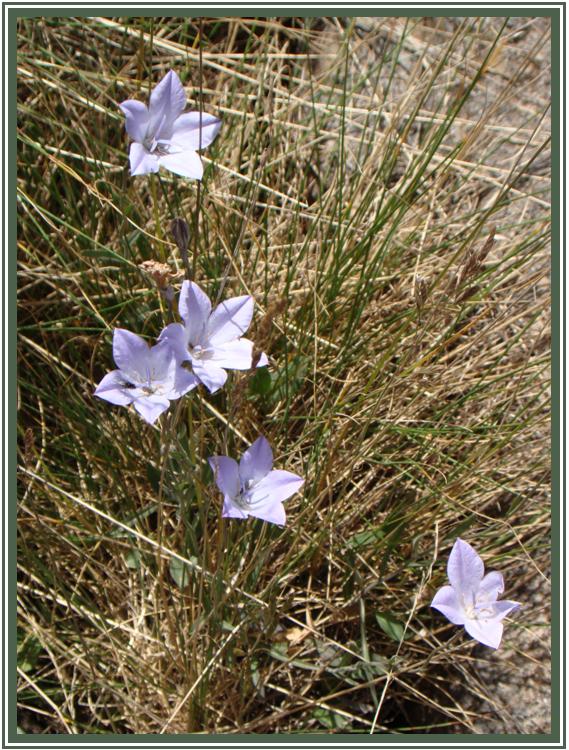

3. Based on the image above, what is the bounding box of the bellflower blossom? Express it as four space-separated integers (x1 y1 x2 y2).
209 436 304 526
159 280 268 394
94 329 197 424
431 538 521 649
120 70 221 179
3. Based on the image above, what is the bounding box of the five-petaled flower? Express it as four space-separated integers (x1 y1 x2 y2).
431 537 521 649
120 70 221 179
159 280 268 394
209 436 304 526
94 329 197 424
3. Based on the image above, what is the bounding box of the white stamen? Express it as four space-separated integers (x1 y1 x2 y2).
189 344 213 361
233 479 267 510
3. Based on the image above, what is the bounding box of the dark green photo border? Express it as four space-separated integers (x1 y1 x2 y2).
7 3 563 748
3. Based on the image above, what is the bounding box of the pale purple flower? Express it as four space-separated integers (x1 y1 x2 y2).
159 280 268 394
209 436 303 526
119 70 221 179
94 329 197 424
431 537 521 649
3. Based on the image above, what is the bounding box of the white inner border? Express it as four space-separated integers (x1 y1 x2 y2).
4 4 564 748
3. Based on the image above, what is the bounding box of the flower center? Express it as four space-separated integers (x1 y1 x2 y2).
463 599 494 621
474 604 494 619
144 136 171 156
233 479 261 510
189 344 213 361
464 603 476 619
461 592 477 620
134 380 167 398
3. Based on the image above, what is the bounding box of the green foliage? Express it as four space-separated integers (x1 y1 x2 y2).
375 613 408 643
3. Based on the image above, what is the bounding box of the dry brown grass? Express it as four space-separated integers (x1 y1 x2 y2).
17 16 550 735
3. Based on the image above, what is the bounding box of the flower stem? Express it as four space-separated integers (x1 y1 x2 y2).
192 16 204 279
150 173 166 261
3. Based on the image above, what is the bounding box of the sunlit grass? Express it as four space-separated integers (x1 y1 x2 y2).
17 15 550 734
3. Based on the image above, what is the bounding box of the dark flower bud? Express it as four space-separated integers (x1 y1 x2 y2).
414 275 429 310
170 218 191 279
170 217 190 253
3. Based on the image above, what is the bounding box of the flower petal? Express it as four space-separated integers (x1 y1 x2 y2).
94 370 136 406
171 112 222 151
129 142 159 176
463 617 504 649
431 585 466 625
257 351 269 367
168 364 198 399
178 281 212 343
191 360 228 393
157 322 191 363
112 329 151 383
483 599 521 621
447 538 484 598
248 500 286 526
208 338 255 370
207 296 254 346
208 456 240 498
208 339 268 370
239 436 273 485
148 340 178 382
159 150 204 180
133 395 171 425
477 571 505 604
148 70 186 142
119 100 149 142
222 497 248 519
248 469 304 507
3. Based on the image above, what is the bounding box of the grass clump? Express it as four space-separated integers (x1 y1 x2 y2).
17 15 551 734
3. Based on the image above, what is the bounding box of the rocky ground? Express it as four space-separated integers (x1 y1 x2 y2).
464 571 551 734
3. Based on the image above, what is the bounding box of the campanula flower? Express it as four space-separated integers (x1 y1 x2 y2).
94 328 197 424
159 281 268 393
120 70 221 179
209 436 304 525
431 537 521 649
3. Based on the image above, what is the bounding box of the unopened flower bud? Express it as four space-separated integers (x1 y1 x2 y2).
170 218 190 253
170 218 191 279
